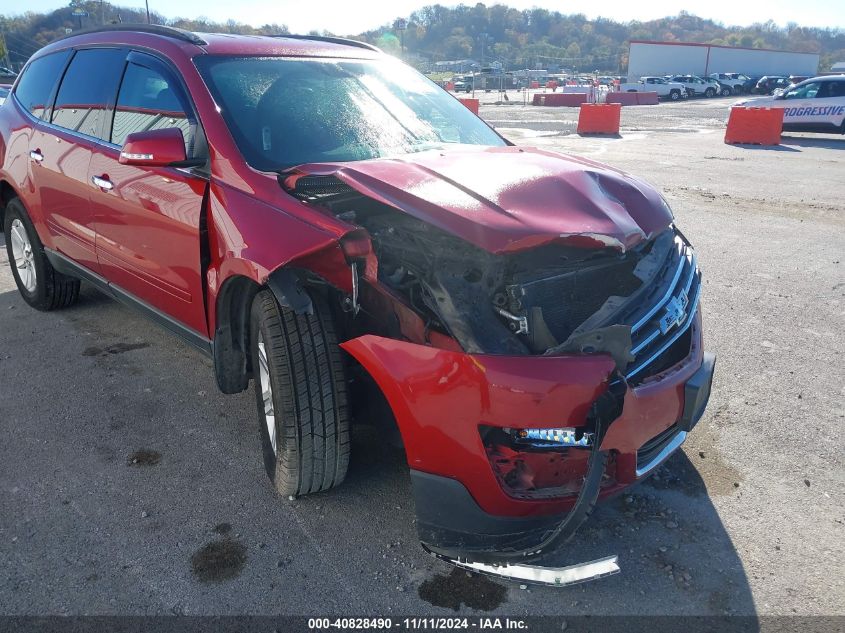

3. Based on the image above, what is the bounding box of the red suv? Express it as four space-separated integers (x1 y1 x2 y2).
0 26 714 577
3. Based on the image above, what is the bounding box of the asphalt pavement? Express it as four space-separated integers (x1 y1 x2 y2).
1 97 843 619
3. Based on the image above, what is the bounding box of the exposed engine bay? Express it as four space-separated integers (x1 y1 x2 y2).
285 174 681 376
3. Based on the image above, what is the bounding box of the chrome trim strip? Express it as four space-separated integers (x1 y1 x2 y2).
449 555 620 587
630 258 698 355
636 430 687 477
631 245 694 334
631 328 660 355
626 277 701 379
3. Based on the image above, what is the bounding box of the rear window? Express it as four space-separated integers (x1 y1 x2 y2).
13 50 71 119
51 48 126 140
195 56 505 171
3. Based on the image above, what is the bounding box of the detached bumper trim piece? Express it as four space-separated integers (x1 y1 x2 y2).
635 430 688 477
446 555 620 587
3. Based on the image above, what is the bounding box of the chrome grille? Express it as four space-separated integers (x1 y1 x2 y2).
625 235 701 381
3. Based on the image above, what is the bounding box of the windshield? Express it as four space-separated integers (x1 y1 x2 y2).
195 56 506 171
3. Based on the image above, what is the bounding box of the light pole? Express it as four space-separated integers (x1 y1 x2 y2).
145 0 151 24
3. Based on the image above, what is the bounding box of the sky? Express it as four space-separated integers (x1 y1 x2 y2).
8 0 845 33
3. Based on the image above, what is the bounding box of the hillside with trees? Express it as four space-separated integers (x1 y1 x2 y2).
361 6 845 73
0 1 288 68
1 1 843 73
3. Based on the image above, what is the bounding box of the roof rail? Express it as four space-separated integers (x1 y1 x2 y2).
273 34 380 53
55 24 207 46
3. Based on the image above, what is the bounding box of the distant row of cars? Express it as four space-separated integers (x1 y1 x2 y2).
706 73 811 96
623 73 814 101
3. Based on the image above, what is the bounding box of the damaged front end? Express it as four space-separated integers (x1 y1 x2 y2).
280 147 713 579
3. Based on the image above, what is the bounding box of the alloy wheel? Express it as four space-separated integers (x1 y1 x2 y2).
257 332 277 454
9 218 37 292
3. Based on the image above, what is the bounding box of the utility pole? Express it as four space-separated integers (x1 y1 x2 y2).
0 31 11 69
145 0 151 24
393 18 407 58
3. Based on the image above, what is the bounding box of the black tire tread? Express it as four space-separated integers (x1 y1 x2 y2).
4 198 80 311
253 289 350 496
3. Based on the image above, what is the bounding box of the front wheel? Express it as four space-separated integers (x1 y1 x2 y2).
250 288 350 497
705 87 716 98
3 197 79 311
669 90 680 101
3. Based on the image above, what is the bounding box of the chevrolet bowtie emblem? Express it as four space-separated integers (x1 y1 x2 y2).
659 290 689 334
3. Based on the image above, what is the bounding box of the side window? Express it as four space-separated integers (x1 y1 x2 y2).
814 82 845 99
52 48 126 140
13 50 71 120
784 82 820 100
110 62 195 154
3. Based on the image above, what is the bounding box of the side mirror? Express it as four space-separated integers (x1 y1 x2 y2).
119 128 201 168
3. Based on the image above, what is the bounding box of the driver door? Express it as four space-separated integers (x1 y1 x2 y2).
89 51 210 339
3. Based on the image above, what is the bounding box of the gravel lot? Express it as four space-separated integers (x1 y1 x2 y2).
1 96 843 619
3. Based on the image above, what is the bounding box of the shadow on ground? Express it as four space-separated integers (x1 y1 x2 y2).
0 279 756 618
779 134 845 149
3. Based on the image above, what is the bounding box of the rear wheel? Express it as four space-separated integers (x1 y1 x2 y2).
721 86 732 96
250 288 350 497
3 197 79 311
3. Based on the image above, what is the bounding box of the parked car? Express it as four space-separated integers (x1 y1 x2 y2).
619 76 687 100
0 66 17 84
0 25 714 580
742 75 763 94
709 72 752 95
735 74 845 134
755 76 791 95
667 74 721 98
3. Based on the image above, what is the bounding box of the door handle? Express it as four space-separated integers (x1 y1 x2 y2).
91 175 114 191
29 150 44 163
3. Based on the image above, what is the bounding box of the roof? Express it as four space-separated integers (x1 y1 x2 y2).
198 33 381 57
41 25 382 60
628 39 820 57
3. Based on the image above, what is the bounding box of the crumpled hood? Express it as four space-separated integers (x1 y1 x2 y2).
288 145 674 253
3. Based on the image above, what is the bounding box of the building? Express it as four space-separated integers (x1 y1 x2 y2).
832 61 845 72
627 40 820 81
432 59 479 72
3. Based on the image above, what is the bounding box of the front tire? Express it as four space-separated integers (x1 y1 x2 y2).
250 288 350 497
705 87 716 98
669 90 680 101
3 197 79 311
